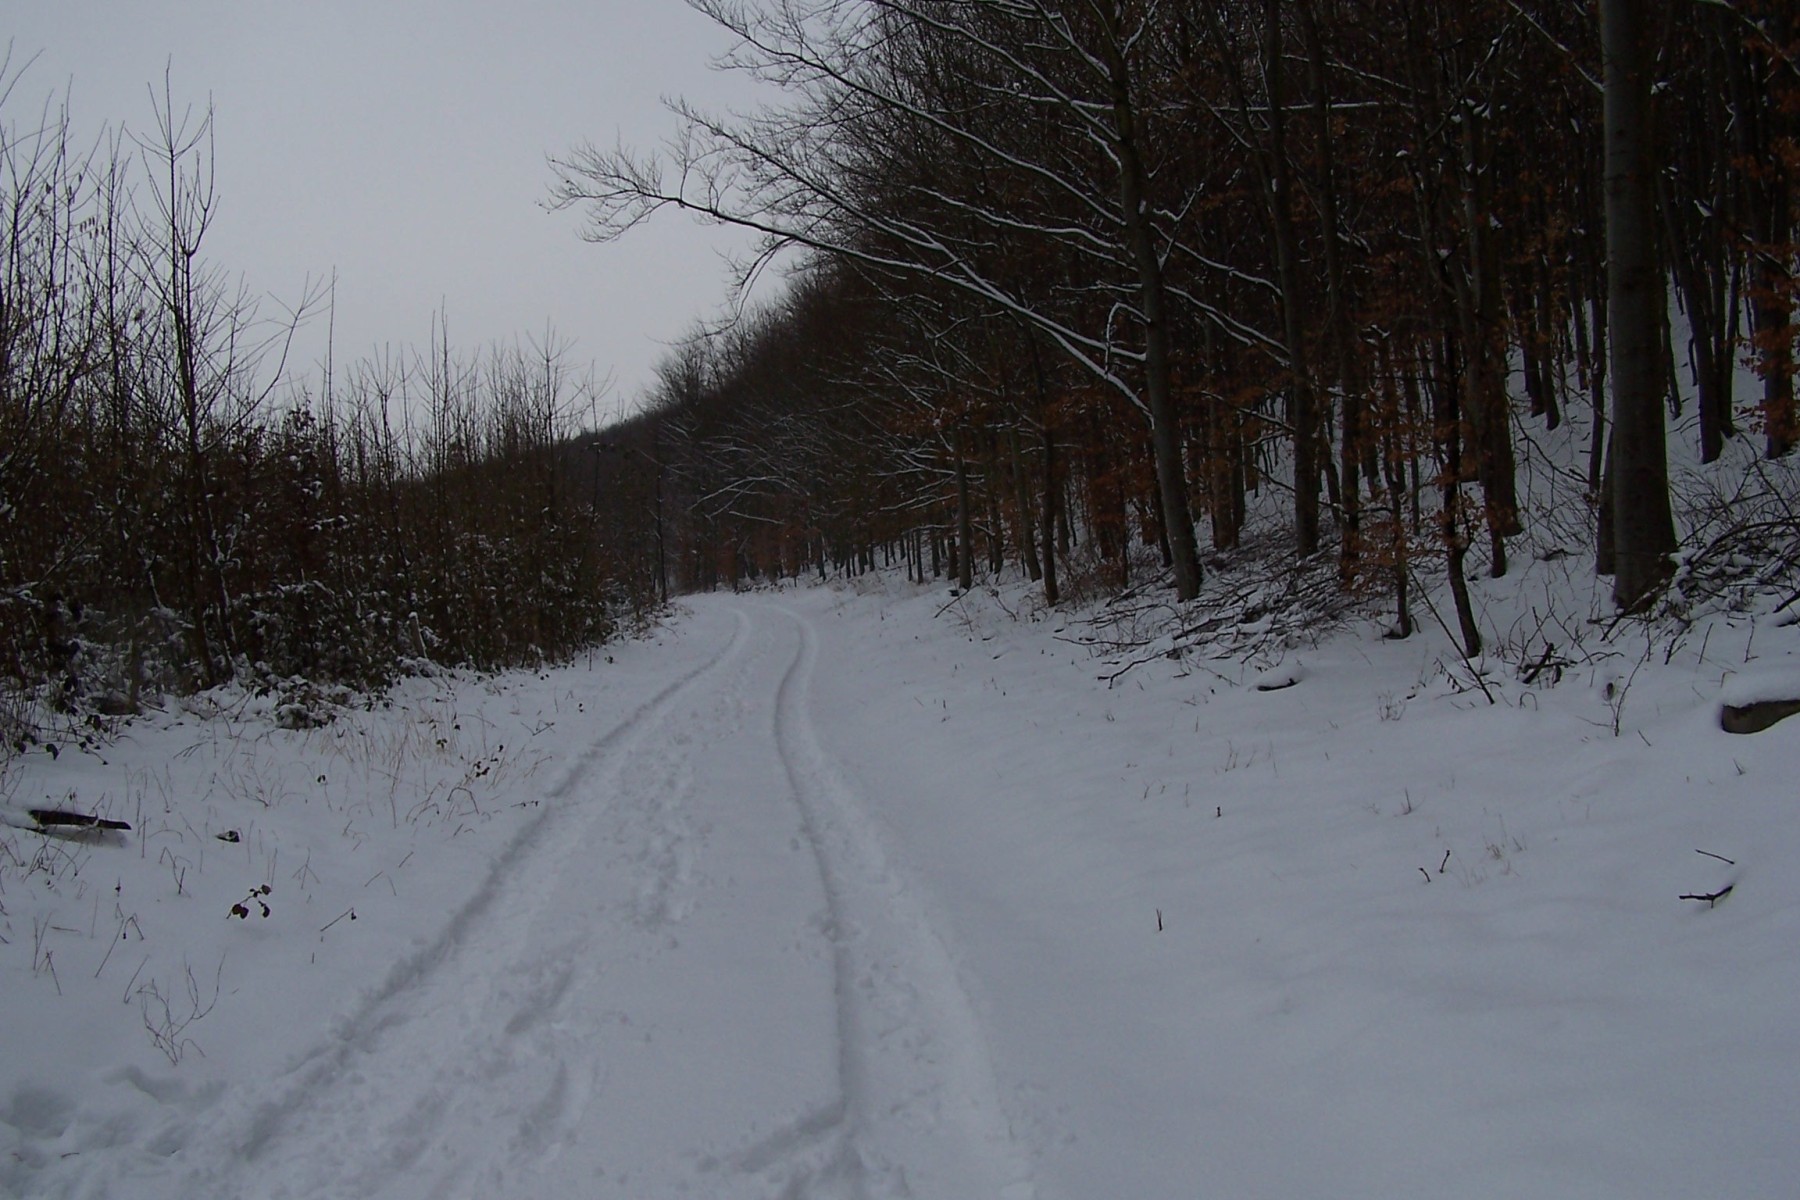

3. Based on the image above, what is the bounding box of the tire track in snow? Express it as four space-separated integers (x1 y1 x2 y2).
770 605 1035 1200
174 609 754 1198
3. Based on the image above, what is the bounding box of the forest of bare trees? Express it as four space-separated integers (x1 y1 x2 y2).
554 0 1799 649
3 0 1796 724
0 65 664 728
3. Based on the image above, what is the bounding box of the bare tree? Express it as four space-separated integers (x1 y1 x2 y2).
1598 0 1675 610
551 0 1208 598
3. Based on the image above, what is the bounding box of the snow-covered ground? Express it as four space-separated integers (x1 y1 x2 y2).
2 570 1796 1199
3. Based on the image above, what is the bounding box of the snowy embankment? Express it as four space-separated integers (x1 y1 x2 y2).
1 572 1796 1198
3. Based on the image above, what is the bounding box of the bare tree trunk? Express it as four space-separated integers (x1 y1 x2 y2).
1009 424 1042 582
1725 5 1797 457
1040 420 1060 606
1600 0 1677 610
1029 335 1060 606
1260 0 1321 557
1102 11 1203 600
1586 247 1610 494
1430 339 1481 657
954 429 974 592
1455 100 1522 565
1378 340 1414 639
1300 2 1361 579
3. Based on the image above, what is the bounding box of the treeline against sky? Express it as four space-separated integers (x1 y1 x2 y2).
7 2 1797 715
0 72 658 717
556 0 1799 644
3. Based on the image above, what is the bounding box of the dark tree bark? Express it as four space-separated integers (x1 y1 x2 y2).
1099 2 1204 599
1040 421 1060 606
954 427 975 592
1260 1 1322 557
1299 2 1363 578
1009 424 1042 583
1600 0 1677 610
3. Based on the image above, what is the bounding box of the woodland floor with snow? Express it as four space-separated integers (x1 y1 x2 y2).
1 556 1796 1198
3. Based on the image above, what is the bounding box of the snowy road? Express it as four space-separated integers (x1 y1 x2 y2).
14 580 1799 1200
161 600 1034 1199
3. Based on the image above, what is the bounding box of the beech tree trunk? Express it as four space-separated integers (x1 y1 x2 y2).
954 429 975 592
1102 9 1203 601
1600 0 1676 610
1260 1 1321 558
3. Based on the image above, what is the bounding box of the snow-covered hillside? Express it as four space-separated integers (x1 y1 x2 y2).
1 572 1796 1198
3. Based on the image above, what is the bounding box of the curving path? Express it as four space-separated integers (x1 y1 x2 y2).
129 600 1031 1199
769 605 1034 1199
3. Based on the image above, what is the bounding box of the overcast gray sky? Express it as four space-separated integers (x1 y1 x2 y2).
10 1 766 422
